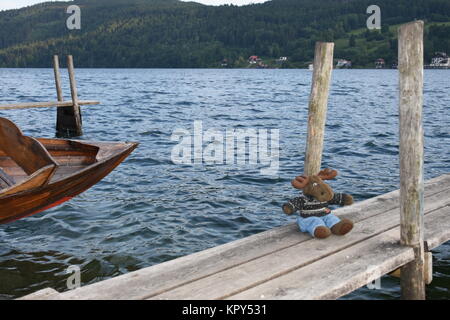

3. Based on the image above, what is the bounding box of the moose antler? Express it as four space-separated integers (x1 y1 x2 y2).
291 175 310 189
317 168 338 180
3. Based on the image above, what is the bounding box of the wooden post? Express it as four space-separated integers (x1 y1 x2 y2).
304 42 334 176
54 55 68 136
398 20 425 300
53 55 64 102
389 251 433 285
55 55 83 137
67 55 83 137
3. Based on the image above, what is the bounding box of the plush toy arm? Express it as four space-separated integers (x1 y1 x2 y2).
328 193 354 206
282 196 306 215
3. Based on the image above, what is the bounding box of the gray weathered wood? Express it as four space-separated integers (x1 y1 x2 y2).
54 54 69 136
424 252 433 285
229 205 450 300
151 190 449 300
425 211 450 250
304 42 334 176
64 55 83 137
53 55 64 102
0 100 99 110
229 228 413 300
17 288 60 300
389 251 433 285
398 20 425 300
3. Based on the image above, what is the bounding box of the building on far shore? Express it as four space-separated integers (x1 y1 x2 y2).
375 58 385 69
276 56 288 64
426 52 450 69
248 55 261 64
336 59 352 68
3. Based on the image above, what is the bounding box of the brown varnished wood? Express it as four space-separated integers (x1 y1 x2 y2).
0 118 138 224
0 167 14 189
0 118 57 175
0 165 55 197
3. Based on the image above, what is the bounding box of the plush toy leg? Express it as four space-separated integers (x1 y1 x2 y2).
331 218 354 235
297 216 331 239
314 226 331 239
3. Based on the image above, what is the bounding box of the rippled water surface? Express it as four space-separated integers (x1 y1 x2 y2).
0 68 449 300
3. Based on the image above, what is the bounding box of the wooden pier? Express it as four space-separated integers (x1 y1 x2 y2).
20 173 450 300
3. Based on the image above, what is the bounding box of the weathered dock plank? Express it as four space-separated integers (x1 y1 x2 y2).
228 205 450 300
0 100 99 110
17 288 60 300
425 208 450 250
230 229 413 300
20 173 450 300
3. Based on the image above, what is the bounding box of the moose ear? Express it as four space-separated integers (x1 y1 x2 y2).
291 176 309 189
317 168 338 180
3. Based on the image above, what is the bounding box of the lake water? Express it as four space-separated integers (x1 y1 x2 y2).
0 68 449 300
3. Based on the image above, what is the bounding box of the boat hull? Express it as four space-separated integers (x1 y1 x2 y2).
0 140 137 224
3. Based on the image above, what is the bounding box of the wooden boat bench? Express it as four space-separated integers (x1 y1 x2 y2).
0 167 15 189
0 117 57 196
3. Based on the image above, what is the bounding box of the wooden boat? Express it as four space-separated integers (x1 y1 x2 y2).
0 117 138 224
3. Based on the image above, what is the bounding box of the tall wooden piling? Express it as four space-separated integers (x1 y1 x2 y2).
54 55 67 136
67 55 83 137
398 21 425 300
304 42 334 176
54 55 83 137
53 56 64 102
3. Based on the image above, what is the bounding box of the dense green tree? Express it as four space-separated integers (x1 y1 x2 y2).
0 0 448 68
349 34 356 47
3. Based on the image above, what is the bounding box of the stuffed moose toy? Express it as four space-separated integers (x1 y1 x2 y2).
282 168 354 239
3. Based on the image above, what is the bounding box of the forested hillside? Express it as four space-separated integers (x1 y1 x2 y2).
0 0 449 68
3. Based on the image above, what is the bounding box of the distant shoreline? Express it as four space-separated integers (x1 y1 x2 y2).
0 67 448 70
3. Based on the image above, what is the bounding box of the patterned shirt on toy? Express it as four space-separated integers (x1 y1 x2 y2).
286 193 346 218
